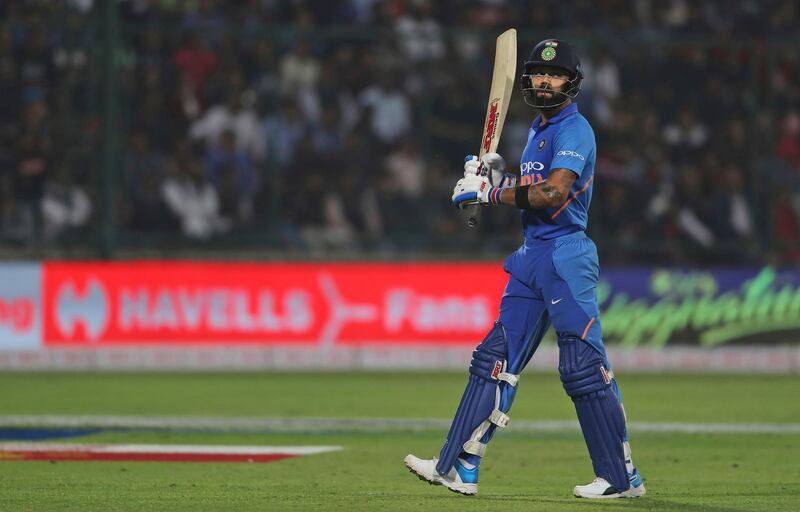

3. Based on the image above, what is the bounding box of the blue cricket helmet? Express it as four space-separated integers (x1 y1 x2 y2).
521 39 584 109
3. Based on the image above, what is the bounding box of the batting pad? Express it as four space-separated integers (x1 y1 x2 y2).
559 335 629 491
436 323 517 475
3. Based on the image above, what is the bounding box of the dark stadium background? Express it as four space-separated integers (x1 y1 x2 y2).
1 0 797 264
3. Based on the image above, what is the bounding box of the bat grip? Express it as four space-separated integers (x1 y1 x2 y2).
466 160 487 227
467 204 480 227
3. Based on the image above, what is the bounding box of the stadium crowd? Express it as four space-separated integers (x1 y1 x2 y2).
0 0 799 263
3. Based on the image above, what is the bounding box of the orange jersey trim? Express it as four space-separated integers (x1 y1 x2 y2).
581 316 596 340
551 175 594 220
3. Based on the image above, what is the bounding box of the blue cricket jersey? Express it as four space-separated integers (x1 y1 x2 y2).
518 103 596 240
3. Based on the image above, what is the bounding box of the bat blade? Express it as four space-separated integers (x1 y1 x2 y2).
467 28 517 227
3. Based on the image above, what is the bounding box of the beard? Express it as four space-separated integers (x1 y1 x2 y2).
520 73 580 110
529 85 570 109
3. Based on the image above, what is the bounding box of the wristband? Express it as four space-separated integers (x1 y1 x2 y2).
489 187 503 205
515 185 532 209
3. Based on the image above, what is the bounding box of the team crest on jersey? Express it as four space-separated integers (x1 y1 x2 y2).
538 139 546 151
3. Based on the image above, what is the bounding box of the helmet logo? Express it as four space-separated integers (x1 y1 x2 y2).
540 41 558 61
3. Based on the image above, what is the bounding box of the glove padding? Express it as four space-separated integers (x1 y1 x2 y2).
452 174 499 208
464 153 517 188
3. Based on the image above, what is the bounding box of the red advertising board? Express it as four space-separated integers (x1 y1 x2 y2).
42 262 507 346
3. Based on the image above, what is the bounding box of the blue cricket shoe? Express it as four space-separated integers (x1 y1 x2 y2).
404 454 478 495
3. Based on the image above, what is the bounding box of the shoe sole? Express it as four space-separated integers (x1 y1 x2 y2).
403 459 477 496
574 484 646 499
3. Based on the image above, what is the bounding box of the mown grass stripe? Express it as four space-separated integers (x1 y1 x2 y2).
1 416 799 434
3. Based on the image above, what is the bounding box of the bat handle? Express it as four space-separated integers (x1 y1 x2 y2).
466 160 486 227
466 203 480 227
467 206 479 227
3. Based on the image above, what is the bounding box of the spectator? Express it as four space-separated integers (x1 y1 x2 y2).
174 32 218 102
708 164 754 245
17 28 53 102
776 110 800 169
122 129 175 231
262 98 307 173
245 38 280 99
190 87 264 160
41 166 91 242
279 39 321 94
583 46 621 128
204 129 257 224
359 72 412 147
162 141 229 239
675 165 715 250
285 135 356 251
662 106 709 162
7 100 52 245
312 105 344 156
772 189 800 263
384 137 425 200
394 0 446 63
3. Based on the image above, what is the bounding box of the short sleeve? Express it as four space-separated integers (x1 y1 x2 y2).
550 120 595 178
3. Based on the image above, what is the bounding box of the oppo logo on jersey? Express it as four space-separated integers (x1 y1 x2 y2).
519 161 545 185
520 161 545 173
557 149 585 161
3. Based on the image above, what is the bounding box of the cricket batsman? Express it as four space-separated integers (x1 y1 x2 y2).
404 39 646 499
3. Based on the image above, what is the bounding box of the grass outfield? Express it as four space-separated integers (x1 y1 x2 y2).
0 372 798 511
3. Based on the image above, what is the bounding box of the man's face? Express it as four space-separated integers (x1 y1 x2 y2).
528 66 570 100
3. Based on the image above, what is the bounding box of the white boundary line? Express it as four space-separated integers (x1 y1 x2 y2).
1 415 799 434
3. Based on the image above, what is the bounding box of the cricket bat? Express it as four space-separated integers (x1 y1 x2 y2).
466 28 517 227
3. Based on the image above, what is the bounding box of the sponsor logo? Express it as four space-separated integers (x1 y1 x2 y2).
556 150 585 161
482 99 500 152
44 264 501 346
550 298 563 305
385 290 490 333
538 139 546 151
0 298 34 333
491 361 503 379
317 273 377 346
0 264 42 348
600 366 611 385
118 287 313 333
519 174 544 186
520 161 545 173
55 279 110 341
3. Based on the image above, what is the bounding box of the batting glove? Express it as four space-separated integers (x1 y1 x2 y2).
463 155 483 177
464 153 516 188
452 174 503 208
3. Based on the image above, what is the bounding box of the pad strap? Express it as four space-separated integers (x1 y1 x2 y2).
490 409 510 428
463 439 486 457
461 408 510 456
497 372 519 386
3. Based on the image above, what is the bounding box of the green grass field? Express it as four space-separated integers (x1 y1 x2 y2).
0 372 798 511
